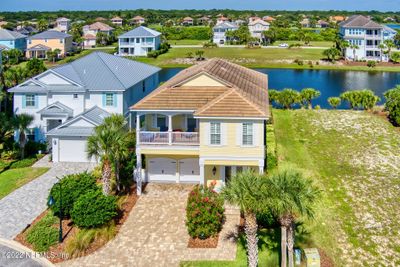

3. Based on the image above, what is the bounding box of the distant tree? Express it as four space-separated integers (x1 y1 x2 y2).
384 85 400 126
390 52 400 63
4 67 26 88
327 97 341 109
3 49 23 65
37 19 48 32
323 47 341 61
13 113 34 159
378 43 386 62
25 58 47 77
277 88 300 109
268 89 280 104
300 88 321 109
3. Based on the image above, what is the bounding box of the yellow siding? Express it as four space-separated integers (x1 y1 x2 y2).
204 160 260 166
205 165 223 188
140 148 199 156
199 119 264 157
182 74 225 87
172 114 185 130
27 36 73 58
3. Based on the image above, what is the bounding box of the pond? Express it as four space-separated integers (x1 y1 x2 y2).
159 68 400 109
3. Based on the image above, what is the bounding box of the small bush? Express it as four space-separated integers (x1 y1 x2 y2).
9 157 37 169
314 105 321 110
328 97 341 109
48 172 98 218
266 152 277 172
0 160 12 172
26 212 59 252
340 90 380 110
71 190 118 228
277 88 300 109
268 89 280 104
25 141 46 157
186 185 225 239
384 85 400 126
1 150 19 160
293 59 304 66
367 60 376 68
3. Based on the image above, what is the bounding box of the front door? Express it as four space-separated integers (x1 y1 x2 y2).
224 166 232 184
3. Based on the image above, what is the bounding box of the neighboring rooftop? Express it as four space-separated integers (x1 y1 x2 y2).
9 52 161 93
111 16 123 21
249 19 270 26
119 26 161 38
57 17 71 22
132 58 269 118
85 22 114 31
28 30 71 40
0 29 26 40
213 22 238 29
339 15 383 29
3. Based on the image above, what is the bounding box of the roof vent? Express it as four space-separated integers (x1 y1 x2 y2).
83 69 86 75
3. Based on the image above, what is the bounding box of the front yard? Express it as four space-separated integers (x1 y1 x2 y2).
273 109 400 266
0 163 49 200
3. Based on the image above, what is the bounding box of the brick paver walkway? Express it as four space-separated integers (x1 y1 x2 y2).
60 184 240 267
0 156 95 239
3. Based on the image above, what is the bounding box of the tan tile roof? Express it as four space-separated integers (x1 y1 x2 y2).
132 58 269 118
89 22 114 31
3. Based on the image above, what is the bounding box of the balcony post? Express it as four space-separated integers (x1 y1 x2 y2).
168 114 173 145
136 113 140 145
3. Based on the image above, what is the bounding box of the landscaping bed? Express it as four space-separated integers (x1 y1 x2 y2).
188 235 219 248
14 184 138 263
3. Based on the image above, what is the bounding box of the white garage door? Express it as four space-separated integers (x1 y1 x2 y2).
148 158 177 182
59 138 90 163
179 158 200 183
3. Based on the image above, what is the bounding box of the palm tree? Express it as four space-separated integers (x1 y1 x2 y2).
378 43 386 62
384 40 395 60
267 168 320 267
13 113 34 159
300 88 321 109
350 44 359 61
222 171 268 267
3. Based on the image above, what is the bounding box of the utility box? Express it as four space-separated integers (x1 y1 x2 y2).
303 248 320 267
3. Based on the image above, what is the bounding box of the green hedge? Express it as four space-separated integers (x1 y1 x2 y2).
48 172 98 218
71 190 118 228
186 185 224 239
9 157 37 169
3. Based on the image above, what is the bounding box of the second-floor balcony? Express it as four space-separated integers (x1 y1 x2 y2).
135 112 200 146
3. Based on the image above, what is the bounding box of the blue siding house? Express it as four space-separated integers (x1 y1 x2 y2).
0 29 27 52
118 26 161 56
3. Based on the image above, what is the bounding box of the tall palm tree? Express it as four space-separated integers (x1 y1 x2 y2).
378 43 386 62
222 171 268 267
384 40 395 60
267 168 321 267
13 113 34 159
350 44 359 61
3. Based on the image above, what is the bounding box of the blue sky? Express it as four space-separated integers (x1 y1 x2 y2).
1 0 399 12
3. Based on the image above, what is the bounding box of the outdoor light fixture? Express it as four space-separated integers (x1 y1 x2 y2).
53 139 57 145
212 166 217 176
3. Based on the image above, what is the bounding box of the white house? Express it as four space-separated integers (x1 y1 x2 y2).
248 19 270 41
212 22 239 44
340 15 397 62
118 26 161 56
8 52 160 162
55 17 71 33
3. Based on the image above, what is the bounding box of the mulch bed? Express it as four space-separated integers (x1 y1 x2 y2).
14 185 138 263
188 235 219 248
319 248 335 267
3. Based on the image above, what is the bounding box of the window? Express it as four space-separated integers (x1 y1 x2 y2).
25 94 35 107
242 123 254 146
142 81 146 92
136 38 140 43
28 40 31 44
45 39 48 42
26 128 35 141
60 39 64 44
73 93 78 99
105 93 114 106
187 118 197 132
156 115 167 129
210 122 221 145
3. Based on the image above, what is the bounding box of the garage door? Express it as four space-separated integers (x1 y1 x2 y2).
179 158 200 183
148 158 177 182
58 138 91 163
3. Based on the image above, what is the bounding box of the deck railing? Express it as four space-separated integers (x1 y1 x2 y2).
138 131 199 145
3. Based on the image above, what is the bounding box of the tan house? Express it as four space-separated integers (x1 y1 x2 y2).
216 16 229 25
131 16 145 25
26 30 72 59
182 17 194 26
83 33 96 48
83 22 114 36
330 16 346 23
263 16 275 23
131 58 269 194
111 16 123 26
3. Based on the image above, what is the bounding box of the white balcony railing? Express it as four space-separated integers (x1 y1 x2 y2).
119 42 154 46
138 131 199 145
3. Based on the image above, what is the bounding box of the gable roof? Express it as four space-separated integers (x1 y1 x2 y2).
132 58 269 118
249 19 270 26
339 15 383 29
46 106 110 137
119 26 161 38
29 30 71 40
111 16 123 21
26 44 51 51
37 101 73 117
86 22 114 31
9 52 160 93
213 22 238 30
57 17 70 22
0 29 26 40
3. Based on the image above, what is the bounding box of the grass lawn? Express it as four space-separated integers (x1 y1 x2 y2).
272 40 334 47
0 167 49 200
169 39 207 45
273 109 400 266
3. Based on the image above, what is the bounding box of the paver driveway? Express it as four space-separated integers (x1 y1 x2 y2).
0 156 95 239
61 184 240 267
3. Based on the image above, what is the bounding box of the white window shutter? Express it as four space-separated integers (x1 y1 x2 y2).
254 123 260 146
205 122 210 145
236 123 242 146
221 123 227 146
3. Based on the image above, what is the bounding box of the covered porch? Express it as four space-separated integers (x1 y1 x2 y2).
26 44 51 59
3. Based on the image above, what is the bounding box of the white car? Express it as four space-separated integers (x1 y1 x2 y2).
278 43 289 48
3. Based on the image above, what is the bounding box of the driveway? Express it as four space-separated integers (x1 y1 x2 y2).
0 155 95 239
60 184 240 267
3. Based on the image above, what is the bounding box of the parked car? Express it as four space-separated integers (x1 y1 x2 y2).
278 43 289 48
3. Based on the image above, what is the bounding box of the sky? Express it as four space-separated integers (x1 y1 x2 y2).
0 0 399 12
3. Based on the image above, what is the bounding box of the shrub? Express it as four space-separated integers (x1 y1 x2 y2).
71 190 118 228
1 150 19 160
277 88 300 109
26 212 59 252
367 60 376 68
328 97 341 109
268 89 280 104
25 141 47 157
384 85 400 126
293 59 304 66
340 90 380 110
9 157 37 169
203 42 217 48
300 88 321 109
48 172 98 218
186 185 225 239
314 105 321 110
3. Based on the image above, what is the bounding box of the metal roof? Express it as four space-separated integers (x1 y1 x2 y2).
119 26 161 38
213 22 239 30
26 44 51 51
28 30 72 40
37 101 73 116
46 106 110 137
9 52 160 93
0 29 26 40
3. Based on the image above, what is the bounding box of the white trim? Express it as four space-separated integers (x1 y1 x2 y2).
200 156 264 161
173 71 233 88
138 145 200 151
195 116 267 121
131 109 195 113
35 69 84 87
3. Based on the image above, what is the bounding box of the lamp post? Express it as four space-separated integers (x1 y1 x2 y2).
48 177 63 243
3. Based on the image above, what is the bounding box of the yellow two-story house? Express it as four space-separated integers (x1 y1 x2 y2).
26 30 73 59
131 59 269 193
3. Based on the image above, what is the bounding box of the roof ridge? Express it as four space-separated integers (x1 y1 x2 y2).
95 53 126 89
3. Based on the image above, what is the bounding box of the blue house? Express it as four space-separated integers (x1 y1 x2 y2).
118 26 161 56
0 29 27 52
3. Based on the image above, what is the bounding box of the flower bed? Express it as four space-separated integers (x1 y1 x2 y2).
14 184 138 263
